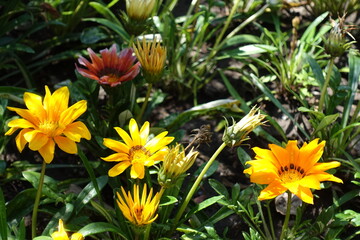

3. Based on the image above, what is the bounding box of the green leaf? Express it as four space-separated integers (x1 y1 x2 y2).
0 187 7 240
313 113 339 134
78 222 129 238
219 44 277 59
83 18 129 42
74 175 108 214
22 171 63 201
6 188 36 222
80 27 108 44
89 2 121 24
307 55 324 87
194 160 219 179
42 203 74 235
186 196 224 218
33 237 52 240
209 179 229 199
221 34 261 49
160 195 178 206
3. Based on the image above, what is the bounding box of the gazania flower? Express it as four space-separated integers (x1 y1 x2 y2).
126 0 156 22
5 86 91 164
76 44 140 87
158 144 199 187
244 139 342 204
102 118 174 179
51 219 84 240
117 184 160 226
133 37 166 83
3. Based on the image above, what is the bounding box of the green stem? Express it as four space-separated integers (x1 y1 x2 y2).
318 58 335 112
266 201 276 240
0 93 24 104
143 224 151 240
137 83 152 123
31 161 47 239
279 192 292 240
171 142 227 231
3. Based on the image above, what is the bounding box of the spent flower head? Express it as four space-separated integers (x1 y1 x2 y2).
51 219 84 240
158 144 199 188
222 106 266 147
133 37 167 84
102 118 174 179
5 86 91 163
76 44 140 87
117 184 160 227
244 139 343 204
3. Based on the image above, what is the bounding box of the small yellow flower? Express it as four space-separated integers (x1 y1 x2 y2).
117 184 160 226
126 0 156 21
222 106 266 147
102 118 174 179
51 219 84 240
5 86 91 163
244 139 343 204
133 37 167 83
158 144 199 187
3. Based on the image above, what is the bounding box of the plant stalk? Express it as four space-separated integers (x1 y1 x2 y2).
137 83 152 123
31 161 47 239
279 192 292 240
171 142 227 231
318 58 335 112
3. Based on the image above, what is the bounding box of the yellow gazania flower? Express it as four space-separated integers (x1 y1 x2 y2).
244 139 343 204
102 118 174 179
126 0 156 21
5 86 91 164
51 219 84 240
158 144 199 187
117 184 160 226
133 37 166 83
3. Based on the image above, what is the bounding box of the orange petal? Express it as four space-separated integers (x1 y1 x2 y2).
308 161 341 173
63 121 91 141
60 100 87 126
293 185 313 204
54 136 77 154
28 133 49 151
15 129 31 152
299 175 321 190
258 181 287 201
108 161 131 177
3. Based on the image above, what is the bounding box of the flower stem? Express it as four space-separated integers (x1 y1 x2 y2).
31 161 47 239
279 192 292 240
318 57 335 112
137 83 152 123
171 142 227 231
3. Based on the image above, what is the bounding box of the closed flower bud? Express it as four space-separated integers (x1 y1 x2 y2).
222 106 266 147
158 144 199 188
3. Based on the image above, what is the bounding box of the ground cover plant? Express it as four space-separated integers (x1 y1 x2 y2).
1 0 360 239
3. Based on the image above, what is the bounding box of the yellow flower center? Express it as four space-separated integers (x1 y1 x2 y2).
38 121 62 137
129 145 150 163
278 164 305 183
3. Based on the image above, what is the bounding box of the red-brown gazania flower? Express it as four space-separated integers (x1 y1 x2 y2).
76 44 140 87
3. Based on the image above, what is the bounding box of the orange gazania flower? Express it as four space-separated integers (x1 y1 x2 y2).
5 86 91 163
76 44 140 87
102 118 174 179
244 139 342 204
117 184 160 226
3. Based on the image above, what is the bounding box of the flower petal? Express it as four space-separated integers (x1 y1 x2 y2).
108 161 131 177
115 127 133 147
28 133 49 151
258 181 287 201
63 121 91 141
39 139 55 164
139 121 150 145
15 129 31 152
103 138 130 153
54 136 77 154
129 118 141 146
60 100 87 126
7 118 35 129
43 86 69 121
130 162 145 179
293 185 314 204
101 153 129 162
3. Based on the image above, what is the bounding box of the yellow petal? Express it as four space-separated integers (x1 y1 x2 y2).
44 86 69 116
293 185 313 204
308 161 341 173
23 129 41 142
249 170 279 185
130 162 145 179
54 136 77 154
103 138 130 153
7 118 35 129
299 139 325 171
28 133 49 151
258 181 287 201
115 127 133 147
7 107 40 124
311 172 343 183
15 129 31 152
63 121 91 141
39 139 55 164
23 92 44 114
101 153 129 162
5 127 19 136
70 233 84 240
268 143 292 167
139 121 150 145
129 118 141 145
108 161 131 177
60 100 87 126
299 175 321 190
